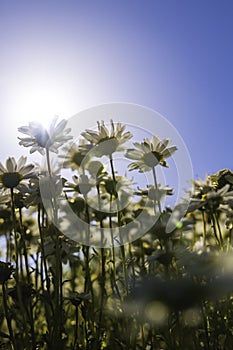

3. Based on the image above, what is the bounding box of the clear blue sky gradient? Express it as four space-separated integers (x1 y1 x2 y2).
1 1 233 179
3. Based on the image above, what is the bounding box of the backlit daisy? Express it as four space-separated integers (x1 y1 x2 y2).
18 116 72 155
0 156 37 192
125 136 177 172
81 120 132 157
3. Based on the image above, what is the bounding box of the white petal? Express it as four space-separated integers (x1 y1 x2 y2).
6 157 16 172
17 156 27 169
54 119 67 135
125 150 143 160
162 146 177 158
0 162 6 173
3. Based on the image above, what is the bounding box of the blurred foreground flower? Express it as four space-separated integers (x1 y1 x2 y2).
126 135 177 172
131 272 233 313
18 116 72 155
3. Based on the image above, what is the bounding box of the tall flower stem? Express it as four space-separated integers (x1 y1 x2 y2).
37 205 50 292
152 166 162 214
37 205 53 333
83 195 95 341
211 213 221 247
109 194 121 299
19 208 36 348
2 281 16 349
214 212 224 248
96 185 107 343
10 188 30 348
45 148 63 348
10 189 19 281
74 305 79 349
109 156 128 295
202 211 207 247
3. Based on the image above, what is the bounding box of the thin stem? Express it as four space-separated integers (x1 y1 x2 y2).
10 189 30 348
19 209 31 283
211 213 221 247
74 305 79 349
152 166 162 214
45 148 63 348
202 211 207 247
109 156 129 294
201 303 210 350
46 147 52 177
10 189 19 280
96 185 106 343
2 281 16 349
19 208 36 348
37 205 50 292
214 212 223 248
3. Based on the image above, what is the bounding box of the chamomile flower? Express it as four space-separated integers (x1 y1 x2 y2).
188 183 233 213
64 174 95 196
59 140 90 171
81 120 132 157
0 156 37 192
18 116 72 155
125 136 177 172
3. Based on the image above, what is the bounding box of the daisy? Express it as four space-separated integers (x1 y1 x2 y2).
81 120 132 157
125 136 177 172
0 156 37 192
59 140 90 171
188 184 233 213
64 174 95 196
18 116 72 155
209 168 233 190
135 184 173 201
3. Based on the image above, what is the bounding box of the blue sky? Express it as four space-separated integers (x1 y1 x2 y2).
1 0 233 180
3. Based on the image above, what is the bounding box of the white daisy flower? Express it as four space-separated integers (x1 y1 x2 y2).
18 116 72 155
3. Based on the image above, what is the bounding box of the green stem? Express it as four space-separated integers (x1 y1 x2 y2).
201 303 210 350
19 209 36 348
96 186 106 343
74 305 79 348
152 166 162 214
37 205 53 333
37 205 50 292
46 148 63 349
109 156 129 294
2 281 16 349
202 211 207 247
211 213 221 247
10 189 30 348
214 212 224 248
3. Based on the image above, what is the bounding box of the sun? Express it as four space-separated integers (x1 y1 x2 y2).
12 81 77 129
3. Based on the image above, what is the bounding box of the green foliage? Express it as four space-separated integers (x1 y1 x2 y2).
0 119 233 349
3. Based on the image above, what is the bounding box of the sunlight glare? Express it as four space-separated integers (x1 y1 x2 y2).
13 83 73 129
